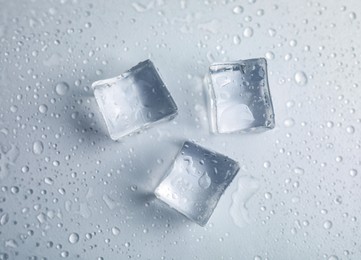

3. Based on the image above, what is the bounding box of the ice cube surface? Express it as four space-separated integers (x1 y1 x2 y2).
155 141 240 226
207 58 275 133
92 60 178 140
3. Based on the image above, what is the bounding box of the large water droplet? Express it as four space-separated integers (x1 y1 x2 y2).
33 141 44 155
112 227 120 236
38 104 48 114
55 82 69 96
68 233 79 244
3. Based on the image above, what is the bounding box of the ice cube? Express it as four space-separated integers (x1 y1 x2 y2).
155 141 239 226
92 60 178 140
205 58 275 133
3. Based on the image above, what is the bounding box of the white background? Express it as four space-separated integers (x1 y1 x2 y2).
0 0 360 259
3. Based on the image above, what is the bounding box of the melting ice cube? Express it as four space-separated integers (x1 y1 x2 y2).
92 60 178 140
206 58 275 133
155 141 239 226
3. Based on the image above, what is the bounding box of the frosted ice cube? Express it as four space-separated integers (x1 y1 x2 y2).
206 58 275 133
155 141 239 226
92 60 178 140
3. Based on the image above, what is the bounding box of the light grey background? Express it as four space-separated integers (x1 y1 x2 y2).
0 0 360 259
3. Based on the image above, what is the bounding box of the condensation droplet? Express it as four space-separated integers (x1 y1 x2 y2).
55 82 69 96
264 192 272 199
263 161 271 168
68 233 79 244
233 35 241 45
243 27 253 38
0 213 9 226
112 227 120 236
323 220 333 229
294 71 308 86
233 6 244 14
38 104 48 114
33 141 44 155
198 172 211 189
293 167 305 175
284 118 295 128
349 169 358 177
346 126 355 134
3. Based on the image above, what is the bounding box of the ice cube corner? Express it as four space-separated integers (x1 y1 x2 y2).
92 60 178 140
155 141 240 226
206 58 275 134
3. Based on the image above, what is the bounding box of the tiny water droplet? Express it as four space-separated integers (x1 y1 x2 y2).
0 213 9 225
263 161 271 168
323 220 332 229
284 118 295 128
233 35 241 45
294 71 308 86
293 167 305 175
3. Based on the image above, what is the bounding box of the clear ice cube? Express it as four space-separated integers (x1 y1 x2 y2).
155 141 239 226
92 60 178 140
206 58 275 134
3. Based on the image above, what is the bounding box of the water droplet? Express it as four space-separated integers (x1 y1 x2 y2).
233 35 241 45
349 169 358 177
243 27 253 38
32 141 44 155
68 233 79 244
21 166 29 173
233 6 244 14
323 220 332 229
112 227 120 236
38 104 48 114
10 105 18 113
263 161 271 168
264 192 272 199
44 177 54 185
198 172 211 189
53 160 60 167
265 51 274 60
346 126 355 134
55 82 69 96
0 213 9 225
293 167 305 175
284 118 295 128
124 242 130 247
328 256 338 260
349 12 357 20
294 71 308 86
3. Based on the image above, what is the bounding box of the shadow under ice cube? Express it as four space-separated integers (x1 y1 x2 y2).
155 141 239 226
206 58 275 134
92 60 178 140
